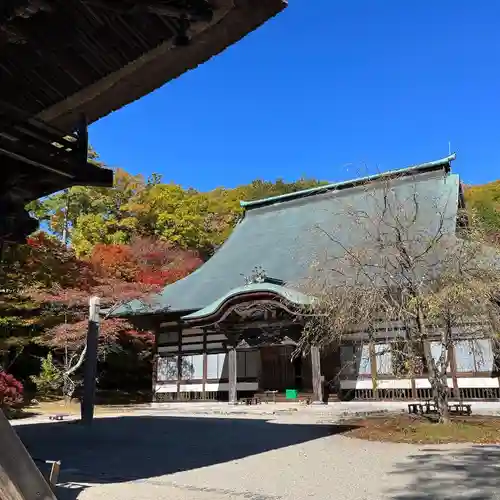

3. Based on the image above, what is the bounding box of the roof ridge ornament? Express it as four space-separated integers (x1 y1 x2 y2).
241 267 286 286
242 266 267 285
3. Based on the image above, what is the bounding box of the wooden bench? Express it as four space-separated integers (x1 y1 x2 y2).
408 401 473 417
408 403 423 414
240 397 261 406
407 401 437 415
423 400 438 414
448 403 472 416
49 413 69 421
260 390 278 404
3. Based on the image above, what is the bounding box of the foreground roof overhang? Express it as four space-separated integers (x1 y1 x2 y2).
1 1 288 241
0 103 113 242
2 0 288 131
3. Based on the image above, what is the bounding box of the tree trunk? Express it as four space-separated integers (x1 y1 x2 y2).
416 306 450 424
422 344 450 424
436 382 451 424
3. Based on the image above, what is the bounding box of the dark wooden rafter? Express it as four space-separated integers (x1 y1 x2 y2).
81 0 213 22
0 0 215 118
0 102 88 179
0 1 51 29
0 0 287 130
0 103 110 192
0 101 112 242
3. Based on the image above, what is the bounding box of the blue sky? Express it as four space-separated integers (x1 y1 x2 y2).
90 0 500 190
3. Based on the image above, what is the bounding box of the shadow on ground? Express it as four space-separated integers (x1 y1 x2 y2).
15 415 354 499
389 445 500 500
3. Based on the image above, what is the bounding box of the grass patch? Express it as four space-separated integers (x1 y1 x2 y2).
6 398 147 420
3 407 41 420
5 391 151 420
27 399 141 416
343 413 500 444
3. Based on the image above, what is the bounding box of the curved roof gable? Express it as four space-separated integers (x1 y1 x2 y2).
182 282 315 322
112 154 460 317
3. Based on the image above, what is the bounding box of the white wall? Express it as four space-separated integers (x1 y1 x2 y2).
155 350 260 395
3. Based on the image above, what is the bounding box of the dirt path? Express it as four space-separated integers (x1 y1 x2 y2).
12 410 500 500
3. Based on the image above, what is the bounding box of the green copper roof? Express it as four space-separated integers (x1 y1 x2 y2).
182 283 315 321
111 155 460 317
240 154 456 210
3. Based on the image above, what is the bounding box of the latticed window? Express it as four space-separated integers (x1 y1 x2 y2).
157 356 178 381
455 339 493 373
375 344 392 374
180 355 204 380
340 343 371 376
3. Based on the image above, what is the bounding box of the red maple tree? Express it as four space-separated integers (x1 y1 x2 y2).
10 234 201 399
90 236 202 286
0 371 23 409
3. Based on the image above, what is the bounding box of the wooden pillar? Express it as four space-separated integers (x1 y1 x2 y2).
152 353 158 403
151 328 159 403
81 296 99 426
311 345 323 404
202 328 208 400
448 345 460 400
176 322 182 399
369 341 379 399
228 347 238 405
410 376 417 400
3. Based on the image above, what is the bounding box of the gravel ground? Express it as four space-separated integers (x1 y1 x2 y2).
12 407 500 500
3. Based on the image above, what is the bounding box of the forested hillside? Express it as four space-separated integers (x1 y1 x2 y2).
0 149 497 408
464 180 500 243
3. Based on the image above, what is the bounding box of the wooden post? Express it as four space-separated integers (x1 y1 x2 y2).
311 345 324 404
202 352 207 400
202 329 207 400
228 347 238 405
176 322 182 400
81 296 100 426
151 353 158 403
411 376 417 400
369 341 379 399
448 345 460 400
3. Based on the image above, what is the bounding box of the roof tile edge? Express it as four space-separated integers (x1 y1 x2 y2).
240 153 457 211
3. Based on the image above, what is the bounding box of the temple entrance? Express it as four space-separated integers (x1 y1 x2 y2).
320 349 342 401
259 346 295 391
258 345 313 393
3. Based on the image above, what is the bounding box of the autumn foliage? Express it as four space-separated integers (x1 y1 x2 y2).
0 372 23 408
1 231 201 399
90 237 203 285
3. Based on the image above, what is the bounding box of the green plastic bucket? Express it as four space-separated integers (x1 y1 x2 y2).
285 389 298 399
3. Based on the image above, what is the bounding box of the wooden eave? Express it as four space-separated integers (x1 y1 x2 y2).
1 0 287 131
0 102 113 208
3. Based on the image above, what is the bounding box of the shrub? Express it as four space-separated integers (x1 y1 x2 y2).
0 371 24 409
30 353 62 397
